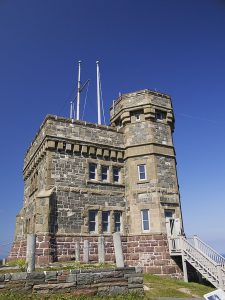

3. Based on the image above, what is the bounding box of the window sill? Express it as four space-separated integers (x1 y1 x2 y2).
137 180 149 184
86 180 125 187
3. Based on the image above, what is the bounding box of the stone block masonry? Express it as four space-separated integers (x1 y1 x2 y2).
9 88 184 278
0 267 143 296
8 234 182 278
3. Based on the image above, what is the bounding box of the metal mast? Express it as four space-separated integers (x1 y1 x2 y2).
76 61 81 120
70 101 73 119
96 61 101 125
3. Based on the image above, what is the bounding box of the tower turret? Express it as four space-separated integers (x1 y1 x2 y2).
110 89 182 235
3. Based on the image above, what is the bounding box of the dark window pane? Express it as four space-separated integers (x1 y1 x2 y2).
165 210 174 219
102 222 108 232
89 164 96 180
89 211 96 221
142 210 148 221
113 168 120 182
139 172 145 180
89 222 96 232
139 165 145 173
114 211 121 232
101 166 108 181
138 164 146 180
102 211 110 233
114 212 120 222
143 220 149 231
141 209 149 231
102 211 109 222
155 110 166 120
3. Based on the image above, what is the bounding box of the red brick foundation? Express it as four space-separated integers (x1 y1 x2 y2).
8 234 182 278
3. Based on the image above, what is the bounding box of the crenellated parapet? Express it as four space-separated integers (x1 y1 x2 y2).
110 89 174 131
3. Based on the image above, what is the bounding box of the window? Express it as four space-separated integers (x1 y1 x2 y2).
131 110 143 122
89 163 97 180
101 166 109 181
102 211 110 233
114 211 122 232
138 164 146 180
141 209 150 232
134 112 140 121
113 167 120 183
89 210 97 233
155 110 166 121
164 209 175 219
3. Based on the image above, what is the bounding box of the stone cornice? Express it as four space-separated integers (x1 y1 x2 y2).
23 135 125 179
24 115 123 161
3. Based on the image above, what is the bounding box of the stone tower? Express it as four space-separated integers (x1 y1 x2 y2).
9 89 183 276
110 90 183 235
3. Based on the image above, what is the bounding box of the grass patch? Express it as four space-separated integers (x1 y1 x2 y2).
0 262 115 274
144 273 214 298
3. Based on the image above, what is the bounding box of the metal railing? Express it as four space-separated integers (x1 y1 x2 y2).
187 236 225 268
168 235 225 289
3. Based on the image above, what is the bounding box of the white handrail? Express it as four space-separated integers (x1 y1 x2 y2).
182 237 219 280
187 236 225 267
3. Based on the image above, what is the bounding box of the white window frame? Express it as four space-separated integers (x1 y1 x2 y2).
89 163 97 180
138 164 147 181
101 165 109 182
141 209 150 232
89 210 98 233
102 211 110 233
113 167 120 183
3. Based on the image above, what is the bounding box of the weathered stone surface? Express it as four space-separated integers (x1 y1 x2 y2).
11 272 27 281
66 274 76 283
4 273 12 281
45 271 57 281
27 272 45 281
33 282 75 291
8 89 183 279
109 285 128 294
127 276 143 284
0 275 5 282
77 273 94 285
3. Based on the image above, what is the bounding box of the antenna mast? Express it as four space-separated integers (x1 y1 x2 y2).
96 61 101 125
70 101 73 119
76 61 81 120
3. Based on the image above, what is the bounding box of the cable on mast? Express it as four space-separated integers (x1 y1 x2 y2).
82 80 90 120
99 74 106 125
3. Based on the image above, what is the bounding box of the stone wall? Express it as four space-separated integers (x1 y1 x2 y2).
0 267 143 295
8 234 182 278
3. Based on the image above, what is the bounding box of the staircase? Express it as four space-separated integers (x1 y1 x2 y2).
168 235 225 290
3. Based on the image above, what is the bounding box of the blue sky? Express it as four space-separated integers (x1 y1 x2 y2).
0 0 225 258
